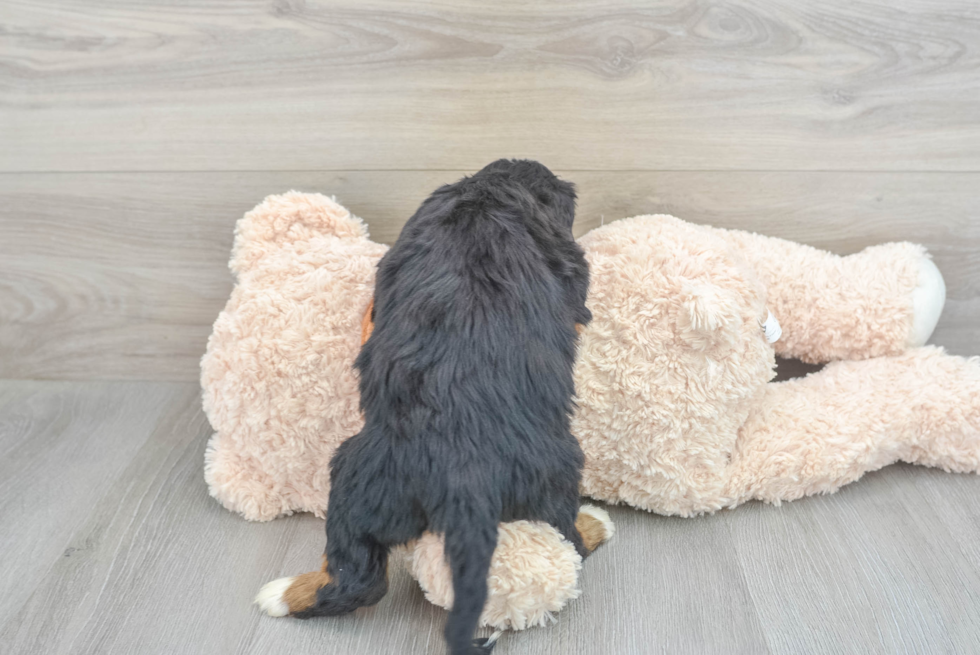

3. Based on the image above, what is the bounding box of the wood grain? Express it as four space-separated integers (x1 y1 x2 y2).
725 466 980 653
1 170 977 381
3 1 979 651
0 380 191 628
4 381 980 654
509 509 771 655
2 0 979 172
0 380 493 654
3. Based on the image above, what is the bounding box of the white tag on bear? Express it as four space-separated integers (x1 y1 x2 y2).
762 310 782 344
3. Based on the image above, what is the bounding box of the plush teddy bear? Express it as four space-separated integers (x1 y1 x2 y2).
203 191 980 630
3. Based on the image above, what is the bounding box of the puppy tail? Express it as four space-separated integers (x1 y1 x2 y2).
443 520 498 655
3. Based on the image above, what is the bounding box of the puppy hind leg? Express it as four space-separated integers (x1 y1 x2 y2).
254 554 332 618
550 504 588 559
256 436 394 618
540 475 614 558
541 498 614 560
574 505 615 555
302 531 390 617
255 528 390 618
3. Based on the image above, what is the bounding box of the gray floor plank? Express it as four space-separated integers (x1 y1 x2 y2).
3 0 979 172
2 170 977 381
0 380 190 630
0 376 765 655
0 382 451 655
725 465 980 654
508 509 771 655
3 382 980 653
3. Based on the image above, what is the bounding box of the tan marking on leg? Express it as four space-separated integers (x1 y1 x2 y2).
283 555 332 613
361 298 375 345
575 323 584 335
576 506 613 554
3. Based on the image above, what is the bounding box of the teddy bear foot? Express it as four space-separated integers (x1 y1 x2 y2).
908 256 946 347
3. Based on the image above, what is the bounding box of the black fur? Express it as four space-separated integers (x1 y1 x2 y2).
304 160 591 654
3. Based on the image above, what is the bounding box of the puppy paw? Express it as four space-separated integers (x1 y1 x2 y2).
254 576 296 617
576 505 615 552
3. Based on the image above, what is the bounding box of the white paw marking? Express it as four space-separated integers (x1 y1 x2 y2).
254 576 296 617
579 504 615 540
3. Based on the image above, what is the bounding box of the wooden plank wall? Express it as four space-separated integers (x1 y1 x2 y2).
1 0 978 380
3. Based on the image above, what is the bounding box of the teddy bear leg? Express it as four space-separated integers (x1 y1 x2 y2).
724 347 980 507
404 505 614 632
204 434 311 521
713 228 945 363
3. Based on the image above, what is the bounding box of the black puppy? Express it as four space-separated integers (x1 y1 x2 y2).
256 160 605 654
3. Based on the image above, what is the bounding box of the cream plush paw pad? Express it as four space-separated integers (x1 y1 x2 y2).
908 256 946 347
254 576 296 617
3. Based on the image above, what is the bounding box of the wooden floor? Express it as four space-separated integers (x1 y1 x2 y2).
2 0 980 653
2 0 979 380
3 377 980 655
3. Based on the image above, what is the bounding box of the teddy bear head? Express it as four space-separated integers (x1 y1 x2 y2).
202 192 388 521
572 215 777 515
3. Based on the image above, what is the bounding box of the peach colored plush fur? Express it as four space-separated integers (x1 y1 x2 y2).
203 193 384 521
203 192 980 630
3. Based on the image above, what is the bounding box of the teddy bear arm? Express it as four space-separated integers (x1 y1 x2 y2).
709 227 943 363
724 347 980 507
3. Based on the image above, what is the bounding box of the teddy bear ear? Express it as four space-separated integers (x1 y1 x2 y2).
230 191 371 275
676 282 743 351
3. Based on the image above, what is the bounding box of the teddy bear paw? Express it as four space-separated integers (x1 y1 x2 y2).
908 256 946 348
